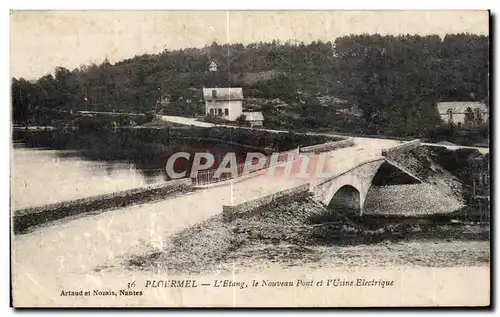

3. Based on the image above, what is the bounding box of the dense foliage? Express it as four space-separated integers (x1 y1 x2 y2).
12 33 489 139
334 34 489 136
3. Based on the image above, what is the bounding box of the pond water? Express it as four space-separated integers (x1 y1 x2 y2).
11 129 264 210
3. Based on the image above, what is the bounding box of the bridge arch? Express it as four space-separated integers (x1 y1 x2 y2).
312 158 421 216
327 185 361 212
313 159 385 216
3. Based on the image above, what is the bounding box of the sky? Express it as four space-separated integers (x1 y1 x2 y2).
10 10 489 79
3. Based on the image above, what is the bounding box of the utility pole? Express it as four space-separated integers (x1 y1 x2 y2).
479 198 482 224
472 178 476 223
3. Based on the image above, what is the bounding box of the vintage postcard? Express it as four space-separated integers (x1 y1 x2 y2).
10 10 490 307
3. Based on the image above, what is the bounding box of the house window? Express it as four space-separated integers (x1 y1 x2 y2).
224 109 229 116
212 90 217 99
447 109 453 123
209 109 214 116
218 108 223 116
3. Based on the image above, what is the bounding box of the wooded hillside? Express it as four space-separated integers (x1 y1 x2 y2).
12 33 489 137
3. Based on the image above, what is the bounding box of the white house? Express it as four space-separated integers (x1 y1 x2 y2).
203 87 244 121
436 101 489 125
208 61 218 72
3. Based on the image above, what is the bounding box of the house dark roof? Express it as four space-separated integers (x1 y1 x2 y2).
202 88 244 101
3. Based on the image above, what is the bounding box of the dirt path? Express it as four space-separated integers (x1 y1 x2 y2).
160 115 489 153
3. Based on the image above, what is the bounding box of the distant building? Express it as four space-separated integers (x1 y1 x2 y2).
203 87 244 121
156 94 171 115
335 104 363 117
437 101 488 126
202 87 264 126
242 111 264 127
208 61 218 72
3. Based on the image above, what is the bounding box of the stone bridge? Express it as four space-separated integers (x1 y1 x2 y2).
311 140 423 216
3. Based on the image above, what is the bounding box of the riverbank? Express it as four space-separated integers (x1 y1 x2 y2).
13 178 193 234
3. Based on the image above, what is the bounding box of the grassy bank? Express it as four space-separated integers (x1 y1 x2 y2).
16 124 336 154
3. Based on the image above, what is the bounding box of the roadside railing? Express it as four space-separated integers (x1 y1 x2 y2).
191 147 299 187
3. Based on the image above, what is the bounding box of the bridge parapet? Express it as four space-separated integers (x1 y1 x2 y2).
192 147 299 187
222 183 310 222
381 139 421 158
300 138 354 154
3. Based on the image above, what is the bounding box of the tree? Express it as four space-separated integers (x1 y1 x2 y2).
235 114 247 126
464 107 475 127
11 34 489 138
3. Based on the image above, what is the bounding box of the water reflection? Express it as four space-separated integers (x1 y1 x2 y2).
11 129 265 210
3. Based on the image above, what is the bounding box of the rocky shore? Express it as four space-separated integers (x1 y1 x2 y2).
122 192 489 275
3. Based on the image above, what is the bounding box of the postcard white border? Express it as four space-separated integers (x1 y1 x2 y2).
2 1 497 315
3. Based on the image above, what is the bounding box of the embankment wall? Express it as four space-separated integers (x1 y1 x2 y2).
381 139 421 158
222 183 310 222
13 178 192 234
